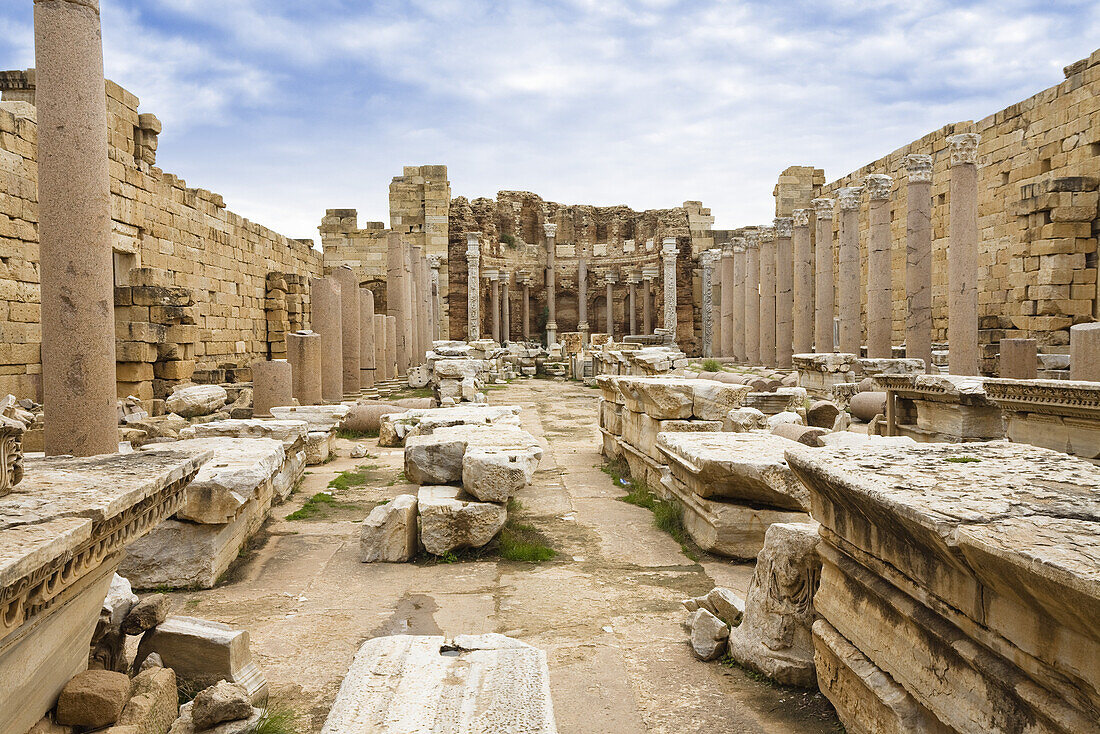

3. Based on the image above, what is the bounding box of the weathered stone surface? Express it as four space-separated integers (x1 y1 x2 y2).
985 378 1100 459
614 376 748 420
360 494 418 563
116 667 178 734
692 381 751 420
135 616 267 703
404 425 542 486
766 410 803 428
806 400 840 428
55 670 131 728
179 419 307 450
168 702 261 734
305 431 331 465
726 521 821 687
620 409 721 461
657 432 809 510
417 486 508 555
462 447 536 502
771 423 826 447
707 587 745 626
120 594 169 635
723 407 767 432
848 391 886 422
320 634 556 734
378 405 521 447
269 404 350 431
190 680 253 730
689 608 729 661
165 385 228 419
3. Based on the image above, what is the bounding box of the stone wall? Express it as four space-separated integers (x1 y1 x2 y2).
0 71 322 400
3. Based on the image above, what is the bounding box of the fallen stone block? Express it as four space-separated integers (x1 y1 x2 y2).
305 431 331 465
179 419 307 450
269 404 350 431
121 594 169 635
462 447 536 502
378 404 521 447
191 680 253 730
805 400 840 428
168 702 261 734
766 410 804 428
723 406 767 432
360 494 418 562
116 667 178 734
771 423 826 447
706 587 745 626
689 608 729 661
404 424 542 486
417 486 508 556
55 670 130 729
320 634 556 733
166 385 228 419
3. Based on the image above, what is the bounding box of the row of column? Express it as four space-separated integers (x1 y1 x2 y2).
707 133 980 375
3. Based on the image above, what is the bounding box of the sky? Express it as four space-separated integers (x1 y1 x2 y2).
1 0 1098 242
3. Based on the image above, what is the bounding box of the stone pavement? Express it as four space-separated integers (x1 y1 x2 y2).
162 378 841 733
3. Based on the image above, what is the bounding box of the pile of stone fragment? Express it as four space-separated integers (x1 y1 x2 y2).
41 573 269 734
359 403 542 562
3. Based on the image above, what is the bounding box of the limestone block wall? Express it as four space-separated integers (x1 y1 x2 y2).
0 73 322 400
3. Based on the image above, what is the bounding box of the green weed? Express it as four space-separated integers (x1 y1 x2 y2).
944 456 981 463
702 358 723 372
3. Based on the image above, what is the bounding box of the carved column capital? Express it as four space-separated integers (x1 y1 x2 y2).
661 237 678 257
863 173 893 200
466 232 481 259
744 231 760 249
837 186 864 211
947 133 981 166
427 254 443 269
903 154 933 183
760 226 776 244
544 222 558 239
811 198 835 218
774 217 793 238
792 208 810 228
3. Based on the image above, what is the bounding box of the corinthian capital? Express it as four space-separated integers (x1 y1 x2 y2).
837 186 863 211
863 174 892 201
544 222 558 238
811 198 835 218
466 232 481 256
946 133 981 166
792 208 810 228
774 217 793 238
744 230 760 249
903 154 932 184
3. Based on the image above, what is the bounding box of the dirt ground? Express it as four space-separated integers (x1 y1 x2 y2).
166 378 842 733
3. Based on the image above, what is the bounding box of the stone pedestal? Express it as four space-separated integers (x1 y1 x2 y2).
837 186 863 356
544 223 557 345
252 360 292 417
792 209 813 356
466 233 481 341
759 228 777 368
999 338 1037 379
1071 323 1100 381
776 218 794 368
310 277 343 402
720 244 735 358
35 0 118 456
359 289 376 388
812 198 835 353
732 240 746 362
744 232 760 364
904 154 933 374
865 174 893 359
287 330 322 405
373 314 388 382
661 238 678 337
386 233 409 375
947 133 981 375
331 265 361 397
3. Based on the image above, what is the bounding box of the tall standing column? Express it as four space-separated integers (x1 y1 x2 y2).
331 265 361 397
744 231 760 364
487 271 501 343
311 277 344 402
372 314 387 383
545 223 558 345
719 245 734 358
605 273 616 339
287 330 322 405
701 250 717 357
386 233 409 374
359 288 376 388
865 173 894 359
904 154 933 373
416 249 431 358
775 217 794 368
406 243 420 366
731 240 746 362
661 238 678 336
520 273 530 340
428 255 442 341
837 186 863 355
641 270 656 335
759 227 777 367
578 248 590 344
792 209 813 355
35 0 117 455
812 198 836 352
628 273 638 335
948 133 981 376
502 271 511 343
384 316 396 380
466 233 481 341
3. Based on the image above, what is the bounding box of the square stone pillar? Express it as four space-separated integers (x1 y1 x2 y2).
311 277 344 402
466 233 481 341
792 209 813 355
545 222 558 345
744 231 761 365
661 238 678 336
252 360 293 417
812 198 836 353
35 0 118 455
865 174 894 359
904 154 933 373
999 338 1037 379
775 217 794 369
947 133 981 376
331 265 361 397
759 227 777 367
837 186 863 356
359 288 376 388
731 239 746 362
1070 323 1100 381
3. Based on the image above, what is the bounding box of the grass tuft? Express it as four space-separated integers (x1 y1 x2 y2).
328 465 378 491
249 701 297 734
603 459 697 561
702 358 724 372
943 456 981 463
336 427 377 440
284 492 340 520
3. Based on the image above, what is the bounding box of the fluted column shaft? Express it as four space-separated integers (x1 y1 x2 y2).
812 199 836 352
662 238 678 335
628 279 637 335
386 233 409 374
865 174 894 359
837 187 863 355
904 155 933 373
732 242 746 361
720 246 735 358
775 218 794 368
948 133 981 375
792 210 813 355
744 233 760 364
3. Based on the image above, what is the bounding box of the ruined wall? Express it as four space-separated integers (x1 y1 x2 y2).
0 72 322 400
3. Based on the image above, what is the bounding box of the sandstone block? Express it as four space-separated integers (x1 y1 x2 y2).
806 400 840 428
56 670 131 729
121 594 169 635
360 494 418 562
723 407 767 432
417 485 507 556
116 667 178 734
462 447 533 502
190 680 253 730
165 385 228 418
404 425 541 486
692 381 751 420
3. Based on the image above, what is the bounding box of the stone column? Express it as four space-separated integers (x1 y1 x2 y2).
384 316 396 380
578 248 590 344
712 266 722 356
502 270 511 344
1000 338 1037 379
719 244 734 358
642 268 657 335
416 249 431 359
359 288 376 388
792 209 813 355
466 233 481 341
544 223 558 345
428 255 442 341
837 186 863 355
1070 323 1100 381
775 217 794 368
488 270 501 343
865 173 894 359
661 238 678 335
947 132 981 376
904 154 933 373
701 250 717 357
520 273 530 340
35 0 118 455
372 314 387 383
311 277 344 402
406 243 420 366
731 240 746 362
386 233 409 375
759 227 777 367
287 331 322 405
605 273 616 339
628 273 638 336
252 360 293 417
812 198 836 352
744 231 760 364
331 265 361 397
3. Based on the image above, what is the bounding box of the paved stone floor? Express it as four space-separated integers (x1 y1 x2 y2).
165 378 842 733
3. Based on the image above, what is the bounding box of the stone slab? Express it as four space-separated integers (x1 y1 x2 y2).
179 419 307 450
378 405 521 448
404 425 542 486
269 404 349 431
417 485 508 556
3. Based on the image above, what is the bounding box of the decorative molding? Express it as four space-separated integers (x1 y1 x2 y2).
947 133 981 166
863 174 893 201
903 154 933 184
774 217 793 238
837 186 864 211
